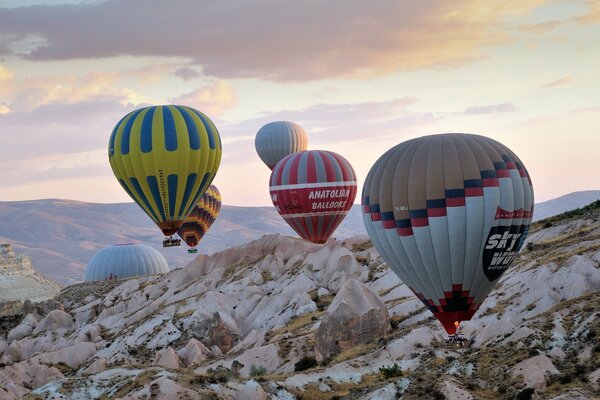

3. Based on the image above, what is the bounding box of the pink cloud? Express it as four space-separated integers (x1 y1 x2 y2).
169 80 238 117
463 102 518 115
0 0 545 82
540 76 574 88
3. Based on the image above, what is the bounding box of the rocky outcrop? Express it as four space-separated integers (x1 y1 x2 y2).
189 312 240 353
0 244 60 307
315 278 389 362
511 355 559 389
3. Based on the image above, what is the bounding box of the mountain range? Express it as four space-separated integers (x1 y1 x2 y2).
0 190 598 284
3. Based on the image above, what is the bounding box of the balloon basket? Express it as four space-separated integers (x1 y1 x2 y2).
188 249 198 254
444 333 469 349
163 237 181 247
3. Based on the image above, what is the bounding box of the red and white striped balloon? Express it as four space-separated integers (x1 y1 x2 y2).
269 150 357 244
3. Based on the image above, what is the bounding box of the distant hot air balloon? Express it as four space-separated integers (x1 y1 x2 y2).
270 150 357 244
177 185 221 253
255 121 308 169
85 243 169 281
108 105 221 245
362 133 533 335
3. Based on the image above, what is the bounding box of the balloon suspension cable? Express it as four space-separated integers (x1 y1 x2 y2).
162 236 181 248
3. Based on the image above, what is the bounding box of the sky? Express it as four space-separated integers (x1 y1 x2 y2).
0 0 598 207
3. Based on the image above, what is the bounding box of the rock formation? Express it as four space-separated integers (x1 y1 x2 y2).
0 244 60 310
315 278 389 362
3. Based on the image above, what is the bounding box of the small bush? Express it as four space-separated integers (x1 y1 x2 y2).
379 363 403 379
294 356 318 372
249 365 267 377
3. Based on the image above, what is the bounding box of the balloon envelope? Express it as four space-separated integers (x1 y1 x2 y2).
177 185 221 248
85 243 169 281
109 105 222 236
362 133 533 334
270 150 357 244
255 121 308 169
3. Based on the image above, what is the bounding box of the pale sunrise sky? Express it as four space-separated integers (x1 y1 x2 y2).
0 0 598 206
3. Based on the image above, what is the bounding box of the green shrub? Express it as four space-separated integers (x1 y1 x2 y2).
379 363 403 379
249 364 267 377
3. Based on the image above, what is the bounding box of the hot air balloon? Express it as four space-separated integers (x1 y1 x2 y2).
108 105 221 247
85 243 169 281
255 121 308 169
270 150 357 244
177 185 221 253
362 133 533 336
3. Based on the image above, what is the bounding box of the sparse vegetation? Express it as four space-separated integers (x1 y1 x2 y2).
294 356 318 372
249 364 267 377
379 363 403 379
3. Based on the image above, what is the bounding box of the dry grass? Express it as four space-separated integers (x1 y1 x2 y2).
331 341 379 364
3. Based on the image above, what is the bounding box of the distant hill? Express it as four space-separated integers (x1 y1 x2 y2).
533 190 600 221
0 199 364 284
0 190 597 284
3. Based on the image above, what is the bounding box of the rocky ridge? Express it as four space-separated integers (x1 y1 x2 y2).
0 203 599 399
0 244 60 309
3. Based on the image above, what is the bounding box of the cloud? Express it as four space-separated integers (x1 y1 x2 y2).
540 75 573 88
0 104 9 114
0 0 546 82
463 102 518 114
578 0 600 24
175 67 201 81
169 80 238 117
5 71 148 111
519 20 563 34
0 98 138 162
219 96 435 162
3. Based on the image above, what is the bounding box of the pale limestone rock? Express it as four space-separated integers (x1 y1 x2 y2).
441 380 474 400
315 278 389 361
511 354 559 389
83 358 107 375
32 309 74 335
236 380 268 400
177 338 210 367
34 341 98 369
121 376 205 400
154 346 181 370
7 324 33 342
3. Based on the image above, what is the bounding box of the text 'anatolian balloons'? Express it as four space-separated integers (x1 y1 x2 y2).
109 105 222 236
270 150 357 244
362 133 533 334
177 185 221 248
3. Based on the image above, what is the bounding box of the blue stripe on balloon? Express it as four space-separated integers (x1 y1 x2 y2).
147 176 167 221
409 209 428 218
128 177 159 222
396 219 412 228
426 199 446 208
177 173 198 217
109 114 128 157
445 189 465 198
480 170 496 179
464 179 482 188
120 108 144 155
162 106 178 151
381 211 395 221
167 174 178 219
176 106 200 150
140 106 156 153
190 109 216 149
185 172 211 216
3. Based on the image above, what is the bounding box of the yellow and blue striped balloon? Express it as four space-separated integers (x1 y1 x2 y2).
108 105 222 236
